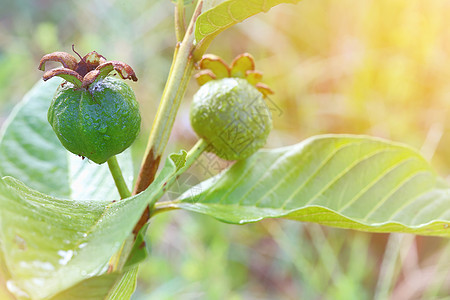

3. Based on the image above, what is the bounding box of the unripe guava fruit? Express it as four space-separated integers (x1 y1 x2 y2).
48 76 141 164
190 77 272 160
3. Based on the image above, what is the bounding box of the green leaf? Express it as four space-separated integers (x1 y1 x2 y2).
0 151 187 299
195 0 301 49
0 78 69 197
106 267 139 300
49 273 121 300
0 78 134 201
50 267 138 300
176 135 450 237
123 224 150 270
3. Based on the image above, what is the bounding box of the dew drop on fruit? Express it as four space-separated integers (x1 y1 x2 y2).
98 123 108 134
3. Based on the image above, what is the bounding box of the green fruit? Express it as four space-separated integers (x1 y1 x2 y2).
48 76 141 164
190 77 272 160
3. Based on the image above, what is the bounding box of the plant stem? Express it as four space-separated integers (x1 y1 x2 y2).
150 200 180 217
107 156 131 199
175 0 186 42
133 0 204 195
131 0 205 238
180 138 209 174
108 139 208 273
135 139 208 222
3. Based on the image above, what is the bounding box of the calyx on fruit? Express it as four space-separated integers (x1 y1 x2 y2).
190 53 273 161
38 46 141 164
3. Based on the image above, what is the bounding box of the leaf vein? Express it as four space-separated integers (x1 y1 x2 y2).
339 155 418 212
362 170 431 221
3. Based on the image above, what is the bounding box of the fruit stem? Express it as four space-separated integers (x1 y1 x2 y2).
107 156 131 199
185 138 209 170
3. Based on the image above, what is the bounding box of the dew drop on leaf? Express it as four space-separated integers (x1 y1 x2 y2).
57 250 74 266
6 280 30 299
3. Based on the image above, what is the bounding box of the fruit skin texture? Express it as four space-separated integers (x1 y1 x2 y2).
190 77 272 160
48 76 141 164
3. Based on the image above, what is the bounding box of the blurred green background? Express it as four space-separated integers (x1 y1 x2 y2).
1 0 449 299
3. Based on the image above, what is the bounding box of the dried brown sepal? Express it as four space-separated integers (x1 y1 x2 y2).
81 70 101 88
38 47 138 89
42 68 83 88
96 61 138 81
75 51 107 77
195 69 216 86
38 52 78 71
83 51 107 66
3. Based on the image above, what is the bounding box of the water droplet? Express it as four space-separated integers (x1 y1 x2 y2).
98 123 108 134
58 250 74 265
7 280 30 299
19 260 55 271
32 278 45 287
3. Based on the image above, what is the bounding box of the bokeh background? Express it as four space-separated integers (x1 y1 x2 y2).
1 0 450 299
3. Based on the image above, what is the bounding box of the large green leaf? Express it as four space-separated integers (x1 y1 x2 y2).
195 0 301 49
176 135 450 237
50 267 138 300
0 150 188 299
0 78 133 201
50 273 121 300
106 267 139 300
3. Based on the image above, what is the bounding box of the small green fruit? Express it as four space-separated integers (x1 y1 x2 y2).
48 77 141 164
190 77 272 160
